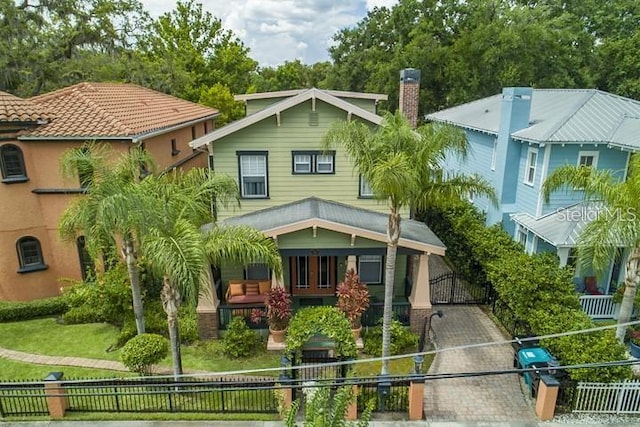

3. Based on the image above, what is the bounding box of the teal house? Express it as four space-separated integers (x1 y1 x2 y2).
427 88 640 300
191 73 446 339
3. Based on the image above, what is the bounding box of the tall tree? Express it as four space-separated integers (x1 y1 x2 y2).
59 144 155 335
542 155 640 342
139 169 282 377
324 111 496 374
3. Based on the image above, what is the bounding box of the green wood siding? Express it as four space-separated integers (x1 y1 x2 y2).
245 98 291 115
277 229 385 250
213 100 401 220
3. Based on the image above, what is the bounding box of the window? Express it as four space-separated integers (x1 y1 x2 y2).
171 138 180 156
16 237 47 273
77 236 94 280
238 151 268 198
491 138 497 170
359 176 373 198
358 255 383 284
1 144 28 183
245 263 270 280
517 228 528 248
291 151 335 174
578 151 599 169
524 147 538 185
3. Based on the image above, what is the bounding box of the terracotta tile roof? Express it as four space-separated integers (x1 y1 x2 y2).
0 91 50 123
23 82 218 139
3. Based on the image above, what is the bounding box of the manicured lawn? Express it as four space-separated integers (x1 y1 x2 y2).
352 353 430 377
0 358 132 381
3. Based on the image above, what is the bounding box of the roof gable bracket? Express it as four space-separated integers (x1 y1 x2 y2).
350 234 356 247
276 112 281 127
312 96 316 112
347 111 352 122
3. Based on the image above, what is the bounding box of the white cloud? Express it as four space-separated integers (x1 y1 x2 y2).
140 0 399 66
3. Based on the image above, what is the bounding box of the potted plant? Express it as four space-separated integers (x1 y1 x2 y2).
264 287 292 343
628 328 640 358
336 269 370 340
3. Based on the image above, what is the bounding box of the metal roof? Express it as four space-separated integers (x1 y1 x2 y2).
190 88 383 149
510 203 602 247
207 197 445 254
426 89 640 150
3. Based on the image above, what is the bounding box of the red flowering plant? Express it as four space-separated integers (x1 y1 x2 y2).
336 269 370 329
628 328 640 346
264 287 292 331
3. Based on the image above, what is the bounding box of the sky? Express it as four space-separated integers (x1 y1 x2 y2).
140 0 399 66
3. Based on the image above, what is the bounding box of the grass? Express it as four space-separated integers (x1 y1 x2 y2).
352 352 432 377
0 358 132 381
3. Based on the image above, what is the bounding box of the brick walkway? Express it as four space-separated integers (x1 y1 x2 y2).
423 305 537 422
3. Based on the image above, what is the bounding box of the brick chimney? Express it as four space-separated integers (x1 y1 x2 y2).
399 68 421 128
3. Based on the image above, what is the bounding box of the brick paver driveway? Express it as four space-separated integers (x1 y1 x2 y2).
423 305 537 423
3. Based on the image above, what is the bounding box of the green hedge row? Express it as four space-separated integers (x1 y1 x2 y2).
0 296 68 322
421 204 630 382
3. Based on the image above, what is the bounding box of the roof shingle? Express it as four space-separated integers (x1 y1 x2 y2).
23 82 218 139
0 91 49 123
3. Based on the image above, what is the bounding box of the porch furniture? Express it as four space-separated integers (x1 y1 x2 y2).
225 280 271 304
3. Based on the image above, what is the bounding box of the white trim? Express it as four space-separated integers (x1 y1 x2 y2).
235 89 387 102
490 137 497 171
191 88 383 149
623 151 631 181
577 150 599 168
536 144 552 216
524 147 538 186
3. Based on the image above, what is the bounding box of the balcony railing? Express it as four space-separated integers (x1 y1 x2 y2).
579 295 616 319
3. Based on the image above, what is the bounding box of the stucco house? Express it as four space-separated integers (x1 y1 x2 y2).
191 71 446 339
426 87 640 297
0 83 218 301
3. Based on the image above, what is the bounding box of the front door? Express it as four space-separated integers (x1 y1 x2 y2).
290 256 337 295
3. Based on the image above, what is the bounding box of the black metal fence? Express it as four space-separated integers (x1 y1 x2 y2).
555 379 578 414
491 298 532 338
361 301 411 327
357 379 410 412
430 271 493 305
0 380 48 416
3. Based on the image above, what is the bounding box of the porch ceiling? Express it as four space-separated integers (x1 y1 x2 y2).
209 197 446 255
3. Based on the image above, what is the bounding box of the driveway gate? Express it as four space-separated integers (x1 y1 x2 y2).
430 272 492 304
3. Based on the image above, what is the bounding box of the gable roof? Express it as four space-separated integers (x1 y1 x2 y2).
190 88 383 149
426 89 640 150
208 197 445 254
0 91 50 123
19 82 218 140
235 89 388 103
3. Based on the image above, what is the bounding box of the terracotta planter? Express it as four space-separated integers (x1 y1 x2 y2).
351 326 362 341
630 341 640 358
270 327 287 343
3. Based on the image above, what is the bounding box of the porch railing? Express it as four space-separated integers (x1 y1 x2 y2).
579 295 617 319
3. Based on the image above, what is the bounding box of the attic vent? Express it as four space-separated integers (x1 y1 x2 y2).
309 111 319 126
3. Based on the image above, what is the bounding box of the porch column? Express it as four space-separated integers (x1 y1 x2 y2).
346 255 357 274
408 252 432 334
557 247 570 267
197 268 220 339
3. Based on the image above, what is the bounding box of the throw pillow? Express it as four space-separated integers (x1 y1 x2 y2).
259 280 271 295
228 283 244 297
245 283 260 296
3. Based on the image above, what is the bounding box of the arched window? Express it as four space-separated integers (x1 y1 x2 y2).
16 236 47 273
1 144 28 182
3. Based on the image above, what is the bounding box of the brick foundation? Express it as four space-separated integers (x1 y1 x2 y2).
197 309 219 340
409 307 432 334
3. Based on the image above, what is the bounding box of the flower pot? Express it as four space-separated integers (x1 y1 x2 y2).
270 327 287 343
351 326 362 341
630 341 640 358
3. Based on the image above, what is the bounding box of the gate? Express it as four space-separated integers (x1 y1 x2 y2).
290 353 349 401
430 272 492 304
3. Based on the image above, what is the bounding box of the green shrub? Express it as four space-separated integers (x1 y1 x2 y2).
61 264 132 325
363 319 418 356
0 296 68 322
222 317 261 358
178 306 199 344
121 333 168 375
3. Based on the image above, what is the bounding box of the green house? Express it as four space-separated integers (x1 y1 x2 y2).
191 82 446 340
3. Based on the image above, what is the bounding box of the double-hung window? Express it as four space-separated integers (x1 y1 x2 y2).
291 151 335 174
238 151 268 198
524 147 538 186
578 151 598 169
358 255 383 284
359 175 373 198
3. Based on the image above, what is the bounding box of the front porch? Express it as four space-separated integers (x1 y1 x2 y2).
197 197 446 340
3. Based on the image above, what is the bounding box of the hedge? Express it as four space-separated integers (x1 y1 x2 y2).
0 296 68 322
421 204 631 382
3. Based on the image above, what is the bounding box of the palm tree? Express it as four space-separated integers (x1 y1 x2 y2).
324 111 496 374
139 168 282 377
542 155 640 342
59 144 156 335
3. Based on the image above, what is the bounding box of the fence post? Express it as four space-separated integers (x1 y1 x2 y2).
43 372 68 419
535 374 560 421
408 379 425 420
